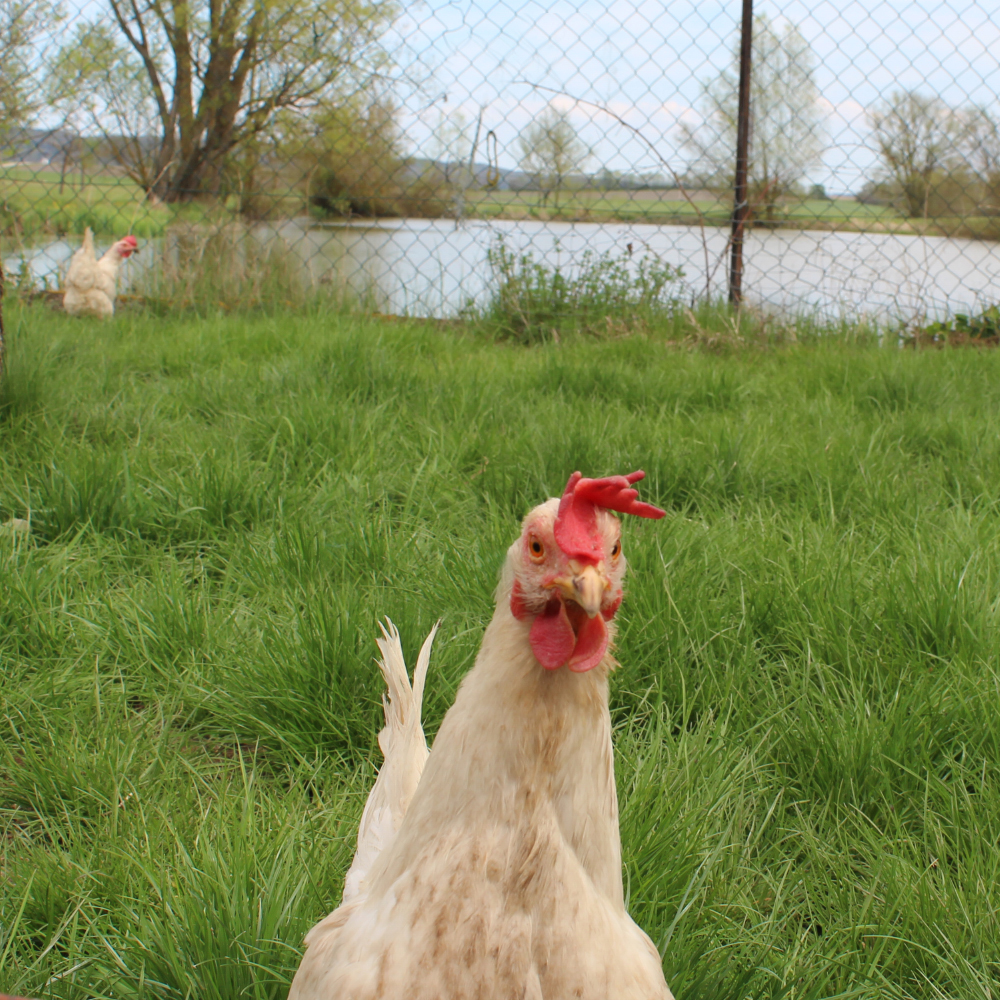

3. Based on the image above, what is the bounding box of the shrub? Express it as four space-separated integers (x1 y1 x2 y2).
474 239 684 344
908 303 1000 347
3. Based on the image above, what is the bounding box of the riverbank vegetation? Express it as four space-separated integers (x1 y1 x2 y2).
2 302 999 998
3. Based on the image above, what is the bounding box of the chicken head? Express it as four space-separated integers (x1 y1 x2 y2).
509 470 665 672
114 235 139 257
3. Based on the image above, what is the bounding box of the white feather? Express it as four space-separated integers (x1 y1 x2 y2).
341 618 438 904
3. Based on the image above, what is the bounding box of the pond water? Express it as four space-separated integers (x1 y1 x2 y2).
7 216 1000 324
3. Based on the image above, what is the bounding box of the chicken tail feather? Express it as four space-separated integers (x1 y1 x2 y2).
341 618 438 904
409 620 439 730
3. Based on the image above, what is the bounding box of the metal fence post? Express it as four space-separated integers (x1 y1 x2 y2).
729 0 754 306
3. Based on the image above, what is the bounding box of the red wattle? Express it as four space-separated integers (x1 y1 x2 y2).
528 595 610 672
568 613 609 672
529 597 576 670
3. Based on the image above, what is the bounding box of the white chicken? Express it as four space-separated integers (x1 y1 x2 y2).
290 470 673 1000
62 228 138 318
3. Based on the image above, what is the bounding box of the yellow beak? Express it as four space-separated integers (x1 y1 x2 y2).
552 563 609 618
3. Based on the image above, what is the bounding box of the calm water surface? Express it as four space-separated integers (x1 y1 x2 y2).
8 217 1000 323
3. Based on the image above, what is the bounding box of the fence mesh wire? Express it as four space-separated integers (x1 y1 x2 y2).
2 0 999 329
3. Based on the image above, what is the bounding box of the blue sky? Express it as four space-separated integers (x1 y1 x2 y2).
391 0 1000 193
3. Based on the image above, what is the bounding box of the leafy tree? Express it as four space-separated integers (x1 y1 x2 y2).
867 90 965 218
54 0 400 202
0 0 65 132
596 167 622 191
518 104 590 210
681 14 825 220
309 96 446 218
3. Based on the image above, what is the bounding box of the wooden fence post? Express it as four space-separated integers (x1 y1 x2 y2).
728 0 754 306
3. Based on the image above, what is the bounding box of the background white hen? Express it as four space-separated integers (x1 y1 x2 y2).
63 228 138 318
290 470 673 1000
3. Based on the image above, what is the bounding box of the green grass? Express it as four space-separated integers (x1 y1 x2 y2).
0 166 171 239
464 189 907 229
7 163 994 241
462 190 1000 239
2 302 999 999
0 166 300 240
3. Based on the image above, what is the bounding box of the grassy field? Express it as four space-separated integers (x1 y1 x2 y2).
0 166 302 241
0 166 171 239
6 163 999 241
466 189 1000 240
465 189 904 229
2 303 999 999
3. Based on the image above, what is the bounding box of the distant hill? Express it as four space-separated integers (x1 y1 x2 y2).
400 157 536 192
0 127 73 164
0 127 158 169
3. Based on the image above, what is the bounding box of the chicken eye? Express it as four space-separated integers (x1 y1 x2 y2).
528 537 546 562
610 541 621 560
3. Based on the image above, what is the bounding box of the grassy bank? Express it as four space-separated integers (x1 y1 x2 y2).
5 164 1000 242
465 189 898 228
0 166 281 241
462 189 1000 239
2 304 999 999
0 166 170 239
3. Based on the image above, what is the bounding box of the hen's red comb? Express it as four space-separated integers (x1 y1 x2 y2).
554 470 666 562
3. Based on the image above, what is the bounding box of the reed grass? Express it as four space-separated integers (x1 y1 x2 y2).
1 301 999 999
132 224 318 314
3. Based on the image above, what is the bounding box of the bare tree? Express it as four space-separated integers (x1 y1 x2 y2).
518 104 590 210
681 14 825 220
867 91 965 219
963 105 1000 215
53 0 399 202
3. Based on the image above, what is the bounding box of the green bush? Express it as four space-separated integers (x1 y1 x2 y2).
474 239 684 343
912 303 1000 345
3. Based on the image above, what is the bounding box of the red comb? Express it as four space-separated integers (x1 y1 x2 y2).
554 470 666 562
121 235 138 246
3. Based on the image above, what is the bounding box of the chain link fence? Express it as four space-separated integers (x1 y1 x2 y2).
2 0 999 330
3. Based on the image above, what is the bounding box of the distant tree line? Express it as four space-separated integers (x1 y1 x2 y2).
678 14 1000 222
